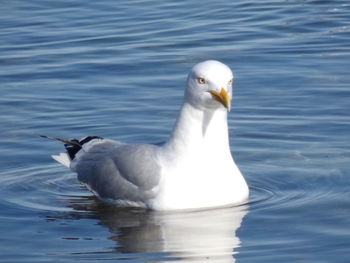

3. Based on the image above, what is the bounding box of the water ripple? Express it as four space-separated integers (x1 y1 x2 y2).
1 0 350 261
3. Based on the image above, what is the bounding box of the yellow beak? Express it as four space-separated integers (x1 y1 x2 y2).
209 88 231 111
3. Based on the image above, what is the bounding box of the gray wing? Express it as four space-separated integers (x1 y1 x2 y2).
74 140 161 203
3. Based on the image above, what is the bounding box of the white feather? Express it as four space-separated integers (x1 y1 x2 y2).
51 153 71 168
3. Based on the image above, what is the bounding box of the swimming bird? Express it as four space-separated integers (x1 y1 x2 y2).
42 60 249 210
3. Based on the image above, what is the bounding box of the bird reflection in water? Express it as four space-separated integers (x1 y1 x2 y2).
52 196 248 262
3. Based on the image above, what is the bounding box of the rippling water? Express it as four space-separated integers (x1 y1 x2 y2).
1 0 350 262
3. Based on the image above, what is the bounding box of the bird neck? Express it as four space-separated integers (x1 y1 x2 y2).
166 102 231 155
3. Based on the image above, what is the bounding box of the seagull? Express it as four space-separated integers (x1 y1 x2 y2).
42 60 249 211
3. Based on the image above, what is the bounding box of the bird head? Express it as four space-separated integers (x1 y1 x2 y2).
185 60 234 112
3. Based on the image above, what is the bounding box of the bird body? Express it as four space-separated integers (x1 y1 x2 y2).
44 60 249 211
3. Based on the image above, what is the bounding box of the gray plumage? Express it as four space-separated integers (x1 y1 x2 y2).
73 140 161 204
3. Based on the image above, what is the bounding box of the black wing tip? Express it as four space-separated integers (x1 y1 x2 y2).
41 135 103 160
66 136 103 160
79 136 103 145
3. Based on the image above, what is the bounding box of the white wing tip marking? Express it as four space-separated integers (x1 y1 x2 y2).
51 153 71 168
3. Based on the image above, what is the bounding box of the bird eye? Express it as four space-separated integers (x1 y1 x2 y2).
228 79 233 86
197 77 206 84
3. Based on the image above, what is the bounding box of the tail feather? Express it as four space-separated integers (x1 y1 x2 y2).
52 153 71 168
41 135 103 166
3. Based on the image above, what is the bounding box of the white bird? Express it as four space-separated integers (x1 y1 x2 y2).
42 60 249 211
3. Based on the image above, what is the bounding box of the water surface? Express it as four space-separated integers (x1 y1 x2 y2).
1 0 350 262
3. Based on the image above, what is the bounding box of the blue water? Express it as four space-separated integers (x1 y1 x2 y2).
1 0 350 262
